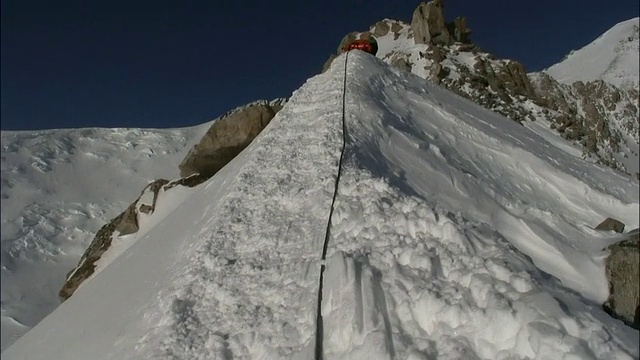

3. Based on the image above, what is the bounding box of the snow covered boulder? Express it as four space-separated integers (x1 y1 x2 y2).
601 220 640 329
178 101 279 178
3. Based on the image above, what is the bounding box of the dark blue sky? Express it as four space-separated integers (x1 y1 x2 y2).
2 1 638 130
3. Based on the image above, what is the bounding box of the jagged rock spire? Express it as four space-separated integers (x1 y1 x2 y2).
411 0 471 45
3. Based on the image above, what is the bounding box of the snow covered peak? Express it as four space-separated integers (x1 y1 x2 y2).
3 51 638 360
545 18 640 89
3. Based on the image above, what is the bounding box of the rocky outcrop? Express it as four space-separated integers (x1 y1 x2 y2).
599 218 640 329
179 101 280 178
390 54 413 72
411 0 450 45
59 178 170 301
596 217 626 233
60 99 286 301
326 0 638 173
411 1 470 46
447 16 472 43
372 19 404 40
407 1 638 173
532 74 639 173
422 46 540 123
322 54 338 73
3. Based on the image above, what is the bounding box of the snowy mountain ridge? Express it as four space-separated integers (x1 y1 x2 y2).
3 50 639 360
545 17 639 90
329 8 639 176
1 1 639 358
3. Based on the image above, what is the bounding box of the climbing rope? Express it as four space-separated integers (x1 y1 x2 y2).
315 51 349 360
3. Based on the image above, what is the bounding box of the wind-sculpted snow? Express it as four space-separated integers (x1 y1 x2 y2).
319 52 638 359
4 52 639 360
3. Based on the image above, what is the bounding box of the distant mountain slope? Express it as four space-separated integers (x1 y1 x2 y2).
0 124 209 351
545 18 640 90
4 51 638 360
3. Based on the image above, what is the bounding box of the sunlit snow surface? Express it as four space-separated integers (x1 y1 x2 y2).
545 17 639 89
3 53 639 359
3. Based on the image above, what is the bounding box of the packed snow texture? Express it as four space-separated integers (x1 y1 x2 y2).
0 125 209 350
3 52 639 359
545 18 640 89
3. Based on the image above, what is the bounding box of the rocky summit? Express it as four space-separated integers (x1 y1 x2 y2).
327 1 639 177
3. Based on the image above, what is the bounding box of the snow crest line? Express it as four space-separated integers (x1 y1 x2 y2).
315 51 350 360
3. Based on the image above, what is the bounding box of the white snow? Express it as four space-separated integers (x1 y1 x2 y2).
545 18 640 89
0 125 209 350
371 19 415 61
2 52 639 359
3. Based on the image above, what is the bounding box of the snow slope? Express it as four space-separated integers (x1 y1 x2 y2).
545 18 640 89
0 124 209 350
3 52 639 359
369 18 640 176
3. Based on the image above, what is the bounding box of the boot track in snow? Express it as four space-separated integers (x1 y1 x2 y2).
315 51 350 360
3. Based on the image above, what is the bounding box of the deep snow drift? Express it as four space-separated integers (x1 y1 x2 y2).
3 52 639 359
545 17 639 89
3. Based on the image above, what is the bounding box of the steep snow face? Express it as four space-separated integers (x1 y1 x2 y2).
0 125 209 350
4 53 639 359
2 57 349 360
323 52 639 359
545 18 640 89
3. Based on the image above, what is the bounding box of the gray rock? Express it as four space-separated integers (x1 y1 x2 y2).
447 16 471 43
178 102 278 178
429 62 446 84
326 0 638 175
391 22 404 39
390 56 412 72
59 178 169 301
603 228 639 329
372 20 390 37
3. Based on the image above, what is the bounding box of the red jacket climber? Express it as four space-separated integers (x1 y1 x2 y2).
342 38 378 56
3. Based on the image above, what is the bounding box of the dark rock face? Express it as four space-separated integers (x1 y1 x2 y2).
59 178 169 301
603 227 639 329
421 46 539 123
411 1 471 46
411 0 450 45
447 16 471 43
178 102 278 178
531 76 639 172
596 218 626 233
